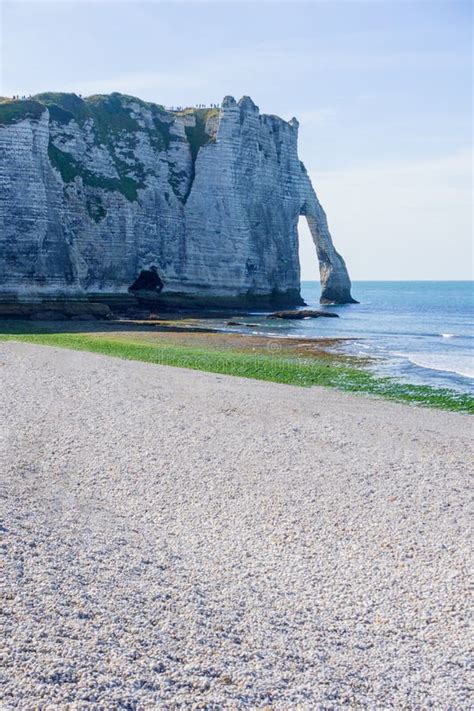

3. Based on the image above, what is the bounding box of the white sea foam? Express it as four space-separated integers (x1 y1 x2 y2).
441 333 455 339
403 353 474 379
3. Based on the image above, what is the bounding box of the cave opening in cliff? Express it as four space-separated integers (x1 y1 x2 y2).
128 266 164 294
297 216 319 283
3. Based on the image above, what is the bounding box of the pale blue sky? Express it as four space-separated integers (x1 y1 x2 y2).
1 0 472 279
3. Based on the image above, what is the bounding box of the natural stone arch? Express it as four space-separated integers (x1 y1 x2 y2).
299 190 356 305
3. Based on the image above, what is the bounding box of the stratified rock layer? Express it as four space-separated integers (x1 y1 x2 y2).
0 92 355 305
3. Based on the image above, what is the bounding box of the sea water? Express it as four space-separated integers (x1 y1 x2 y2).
242 281 473 394
302 281 473 394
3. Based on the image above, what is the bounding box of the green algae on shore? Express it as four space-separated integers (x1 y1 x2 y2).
1 320 472 413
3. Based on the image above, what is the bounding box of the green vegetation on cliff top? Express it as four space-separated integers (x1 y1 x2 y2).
1 92 198 132
184 108 219 163
0 93 218 203
0 97 44 124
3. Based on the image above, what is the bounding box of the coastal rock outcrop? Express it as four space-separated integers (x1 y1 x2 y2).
267 310 339 319
0 93 355 306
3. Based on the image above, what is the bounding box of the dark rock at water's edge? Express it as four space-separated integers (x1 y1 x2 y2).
267 310 340 320
0 92 355 306
30 310 69 321
69 314 98 321
0 301 112 320
134 289 306 310
320 293 359 305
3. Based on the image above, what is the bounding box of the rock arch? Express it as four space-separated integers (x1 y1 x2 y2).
299 172 356 305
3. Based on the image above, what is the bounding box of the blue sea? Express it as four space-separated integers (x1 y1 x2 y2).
228 281 474 394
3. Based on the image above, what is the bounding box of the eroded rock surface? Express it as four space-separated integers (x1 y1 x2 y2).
0 93 355 305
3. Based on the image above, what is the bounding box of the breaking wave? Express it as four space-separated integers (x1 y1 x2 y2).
403 353 474 379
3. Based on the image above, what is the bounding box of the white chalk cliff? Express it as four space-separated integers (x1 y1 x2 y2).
0 93 355 306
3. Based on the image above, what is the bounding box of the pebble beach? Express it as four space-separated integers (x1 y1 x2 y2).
1 341 472 708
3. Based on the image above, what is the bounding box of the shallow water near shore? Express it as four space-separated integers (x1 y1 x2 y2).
223 281 473 394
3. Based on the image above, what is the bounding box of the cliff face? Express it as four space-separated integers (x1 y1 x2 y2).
0 92 355 305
